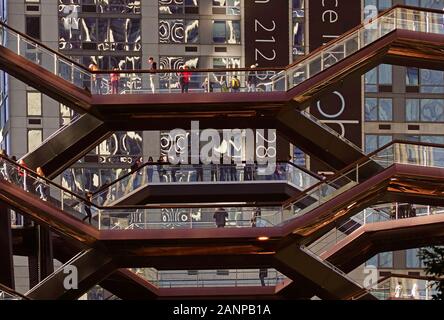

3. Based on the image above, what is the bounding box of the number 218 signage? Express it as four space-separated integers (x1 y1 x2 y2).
245 0 290 67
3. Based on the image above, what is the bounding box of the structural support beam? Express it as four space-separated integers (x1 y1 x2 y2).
26 249 115 300
21 114 109 178
275 107 366 171
274 242 375 300
27 225 54 288
99 269 158 300
0 204 15 289
38 226 54 279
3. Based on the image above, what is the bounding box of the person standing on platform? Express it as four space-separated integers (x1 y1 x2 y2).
213 207 229 228
180 65 191 93
82 191 93 224
88 61 101 94
148 57 157 93
247 64 259 92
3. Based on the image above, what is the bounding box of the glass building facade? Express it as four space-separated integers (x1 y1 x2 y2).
58 1 143 192
0 0 7 152
2 0 444 294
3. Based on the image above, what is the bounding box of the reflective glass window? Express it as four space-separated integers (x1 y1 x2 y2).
27 92 42 116
159 0 199 15
365 98 392 121
406 99 444 122
406 248 424 268
212 0 240 15
159 19 199 44
27 129 42 153
212 20 240 44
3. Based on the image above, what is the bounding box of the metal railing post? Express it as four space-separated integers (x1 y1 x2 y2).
71 62 74 84
190 210 193 229
320 51 324 72
284 70 289 91
54 55 58 76
17 34 20 55
356 163 359 182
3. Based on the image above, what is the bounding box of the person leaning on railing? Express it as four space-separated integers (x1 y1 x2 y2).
18 159 30 192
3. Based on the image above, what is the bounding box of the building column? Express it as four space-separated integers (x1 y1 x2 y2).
0 204 15 288
28 255 39 289
277 134 290 162
38 226 54 279
28 225 54 288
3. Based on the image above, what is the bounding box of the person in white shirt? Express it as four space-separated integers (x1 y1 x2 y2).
411 283 419 299
394 282 403 298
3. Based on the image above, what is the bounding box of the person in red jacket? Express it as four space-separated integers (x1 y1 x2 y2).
110 67 120 94
180 65 191 93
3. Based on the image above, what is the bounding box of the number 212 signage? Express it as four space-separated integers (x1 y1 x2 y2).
245 0 290 67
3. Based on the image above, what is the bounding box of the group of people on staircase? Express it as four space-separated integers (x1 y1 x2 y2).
0 149 96 225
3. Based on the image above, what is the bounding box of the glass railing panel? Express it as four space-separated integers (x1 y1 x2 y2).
0 290 21 300
99 206 282 230
20 38 40 65
344 32 360 56
133 268 287 288
361 25 380 46
289 63 307 87
92 162 320 206
3 28 19 55
57 59 74 83
2 7 444 98
307 205 397 255
282 142 400 222
0 160 96 226
300 110 362 151
285 7 444 93
0 24 90 91
323 43 345 68
307 201 444 257
379 14 397 36
283 171 356 220
369 277 435 300
90 70 286 95
393 143 444 168
286 163 320 190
